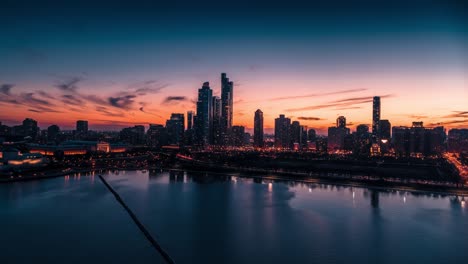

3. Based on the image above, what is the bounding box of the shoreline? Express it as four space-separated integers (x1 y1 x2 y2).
2 165 468 196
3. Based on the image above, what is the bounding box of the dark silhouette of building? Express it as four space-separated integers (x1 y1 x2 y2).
185 111 194 145
307 129 316 142
254 109 264 147
336 116 346 128
76 120 88 134
448 129 468 153
392 126 410 157
290 120 301 148
47 125 60 143
212 96 222 145
379 119 391 140
409 122 425 156
187 111 194 130
166 113 185 145
231 125 245 146
221 73 233 145
372 96 380 139
274 114 291 149
147 124 167 147
328 116 350 152
427 126 446 155
120 125 145 145
354 124 372 157
195 82 213 146
316 137 328 153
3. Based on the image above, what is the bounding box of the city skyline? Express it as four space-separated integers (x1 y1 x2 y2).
1 1 467 133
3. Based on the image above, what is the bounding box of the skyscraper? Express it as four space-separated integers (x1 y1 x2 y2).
221 73 233 145
254 109 264 147
336 116 346 128
275 114 291 149
195 82 213 146
187 111 194 130
166 113 185 145
379 119 391 140
212 96 222 145
290 121 301 148
372 96 380 138
76 120 88 134
328 116 350 151
47 125 60 143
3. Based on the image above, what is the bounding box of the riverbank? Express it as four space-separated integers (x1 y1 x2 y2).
2 165 468 196
175 164 468 196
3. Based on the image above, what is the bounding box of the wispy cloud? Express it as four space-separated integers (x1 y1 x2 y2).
286 94 394 112
55 77 82 92
163 96 188 104
0 84 13 95
297 116 323 121
271 88 367 101
442 111 468 119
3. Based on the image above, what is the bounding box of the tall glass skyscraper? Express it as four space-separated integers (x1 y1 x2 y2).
195 82 213 146
372 96 381 139
221 73 233 145
254 109 264 147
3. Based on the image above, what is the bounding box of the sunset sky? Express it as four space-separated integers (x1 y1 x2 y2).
1 0 466 134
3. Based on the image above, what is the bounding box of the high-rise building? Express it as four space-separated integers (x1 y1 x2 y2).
166 113 185 145
254 109 264 147
21 118 39 139
47 125 60 143
231 125 245 146
147 124 168 147
187 111 194 130
354 124 371 157
328 116 350 151
120 125 145 145
212 96 222 145
379 119 391 140
221 73 234 145
76 120 88 134
427 126 446 155
290 121 301 148
195 82 213 146
336 116 346 128
392 126 410 157
274 114 291 149
372 96 380 138
307 129 316 142
448 129 468 153
410 122 425 155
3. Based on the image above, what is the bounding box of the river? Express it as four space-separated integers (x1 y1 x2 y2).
1 170 467 263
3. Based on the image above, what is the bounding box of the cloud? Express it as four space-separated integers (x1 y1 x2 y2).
330 94 393 104
286 94 394 112
429 119 468 126
20 93 54 106
95 106 125 117
334 106 362 110
408 114 428 119
61 94 83 106
36 90 55 99
108 95 136 109
442 111 468 119
1 84 13 95
297 116 322 121
163 96 188 104
55 77 82 92
271 88 367 101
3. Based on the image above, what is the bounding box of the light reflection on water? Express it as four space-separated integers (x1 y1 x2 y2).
1 169 467 264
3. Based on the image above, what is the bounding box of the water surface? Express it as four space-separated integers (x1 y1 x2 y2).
1 170 467 263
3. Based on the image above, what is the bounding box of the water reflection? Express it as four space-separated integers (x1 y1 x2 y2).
2 170 467 264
